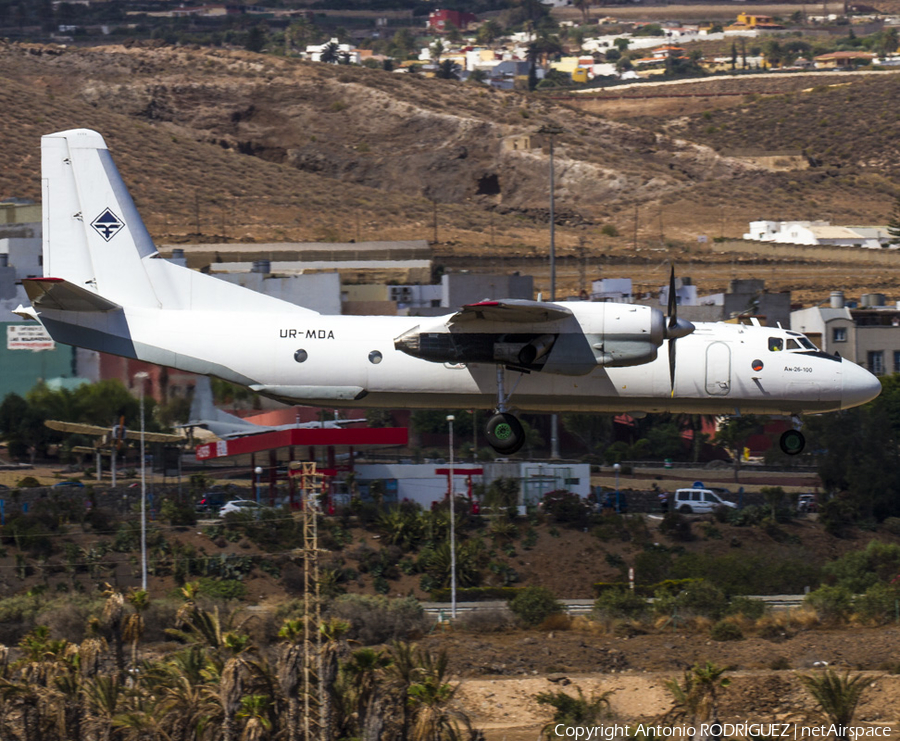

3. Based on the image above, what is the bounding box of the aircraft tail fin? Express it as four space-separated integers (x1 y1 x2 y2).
42 129 162 308
41 129 319 316
185 376 264 438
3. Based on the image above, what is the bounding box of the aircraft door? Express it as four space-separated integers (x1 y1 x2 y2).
705 342 731 396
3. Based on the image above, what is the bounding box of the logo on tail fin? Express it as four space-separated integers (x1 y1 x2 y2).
91 209 124 241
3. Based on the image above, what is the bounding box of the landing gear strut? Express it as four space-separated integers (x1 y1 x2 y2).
485 367 526 455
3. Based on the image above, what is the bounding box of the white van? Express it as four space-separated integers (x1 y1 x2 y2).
673 488 737 514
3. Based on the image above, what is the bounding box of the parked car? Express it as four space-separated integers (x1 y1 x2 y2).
196 492 228 513
53 480 86 489
798 494 818 513
673 488 737 514
218 499 262 518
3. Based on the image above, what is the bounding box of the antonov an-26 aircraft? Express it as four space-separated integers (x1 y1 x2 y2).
16 129 882 456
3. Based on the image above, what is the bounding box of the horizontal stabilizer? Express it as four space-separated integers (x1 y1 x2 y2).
450 299 573 325
23 278 121 313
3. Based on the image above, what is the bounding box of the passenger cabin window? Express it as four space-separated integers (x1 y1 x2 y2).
704 492 716 502
768 337 783 352
691 491 701 501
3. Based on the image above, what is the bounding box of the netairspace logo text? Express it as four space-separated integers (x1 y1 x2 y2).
551 724 893 740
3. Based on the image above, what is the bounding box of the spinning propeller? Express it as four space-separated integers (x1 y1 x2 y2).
664 265 695 393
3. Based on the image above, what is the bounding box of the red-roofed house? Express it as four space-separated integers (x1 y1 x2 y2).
427 9 478 33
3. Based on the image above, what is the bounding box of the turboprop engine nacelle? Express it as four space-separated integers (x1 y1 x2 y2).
394 302 694 375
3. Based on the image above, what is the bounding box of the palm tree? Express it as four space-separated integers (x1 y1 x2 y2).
435 60 462 80
319 618 351 740
276 619 304 741
236 695 272 741
536 687 612 738
407 648 475 741
430 39 444 65
475 20 501 48
573 0 592 24
663 662 730 740
152 647 221 741
83 674 123 741
124 589 149 669
385 641 419 741
100 587 127 681
796 669 870 740
343 647 392 739
319 41 340 64
220 657 245 741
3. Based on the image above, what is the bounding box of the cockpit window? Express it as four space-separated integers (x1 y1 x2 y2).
786 339 800 350
798 336 816 350
768 337 783 352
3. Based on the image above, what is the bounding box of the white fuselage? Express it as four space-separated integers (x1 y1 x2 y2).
27 128 881 420
36 301 876 416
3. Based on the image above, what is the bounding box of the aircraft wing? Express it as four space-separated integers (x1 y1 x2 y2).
45 419 183 444
449 300 573 325
123 430 184 443
45 420 112 436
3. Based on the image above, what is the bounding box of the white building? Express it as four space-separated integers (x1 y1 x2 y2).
351 461 590 510
744 220 893 249
305 38 361 65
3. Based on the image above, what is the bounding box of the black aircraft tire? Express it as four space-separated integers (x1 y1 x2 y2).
779 429 806 456
485 413 525 455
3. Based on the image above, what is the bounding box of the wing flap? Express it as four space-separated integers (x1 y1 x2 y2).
450 299 572 325
23 278 122 313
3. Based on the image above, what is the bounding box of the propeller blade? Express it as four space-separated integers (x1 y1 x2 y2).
667 265 677 330
669 337 677 395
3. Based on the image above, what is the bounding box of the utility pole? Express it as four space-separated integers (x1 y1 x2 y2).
538 124 563 460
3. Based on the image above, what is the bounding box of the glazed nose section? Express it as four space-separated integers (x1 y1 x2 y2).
841 359 882 409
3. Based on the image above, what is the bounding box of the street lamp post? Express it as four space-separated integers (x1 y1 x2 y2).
447 414 456 619
134 371 150 592
613 462 621 514
254 466 263 506
538 124 563 460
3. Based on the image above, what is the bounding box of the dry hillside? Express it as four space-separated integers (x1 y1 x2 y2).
1 41 899 300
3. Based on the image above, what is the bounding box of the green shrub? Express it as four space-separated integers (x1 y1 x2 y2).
15 476 41 489
654 579 728 620
710 620 744 641
161 499 197 527
327 594 428 645
727 596 767 620
658 512 693 541
819 496 860 537
822 541 900 592
508 586 563 627
197 578 247 601
804 584 853 622
593 588 649 619
853 582 900 625
541 490 592 524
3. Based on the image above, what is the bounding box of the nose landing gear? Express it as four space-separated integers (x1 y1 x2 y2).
779 429 805 455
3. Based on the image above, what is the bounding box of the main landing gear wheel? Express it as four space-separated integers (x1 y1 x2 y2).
779 429 806 456
485 412 525 455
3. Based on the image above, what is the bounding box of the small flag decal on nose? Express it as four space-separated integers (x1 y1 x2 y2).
91 209 124 241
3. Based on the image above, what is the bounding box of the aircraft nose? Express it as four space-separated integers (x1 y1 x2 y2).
841 359 882 409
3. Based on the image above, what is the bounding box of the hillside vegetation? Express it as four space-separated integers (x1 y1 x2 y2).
1 41 899 252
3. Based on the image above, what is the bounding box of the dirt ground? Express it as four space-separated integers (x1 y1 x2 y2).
425 626 900 739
